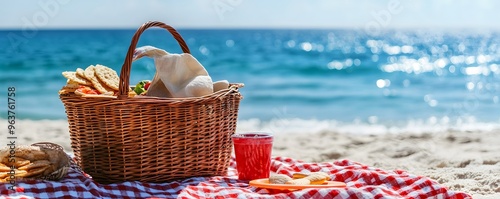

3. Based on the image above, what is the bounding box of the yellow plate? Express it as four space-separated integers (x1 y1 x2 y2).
249 178 347 190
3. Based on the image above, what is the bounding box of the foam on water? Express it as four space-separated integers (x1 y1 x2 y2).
236 117 500 135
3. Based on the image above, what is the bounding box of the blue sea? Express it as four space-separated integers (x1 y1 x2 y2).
1 29 500 134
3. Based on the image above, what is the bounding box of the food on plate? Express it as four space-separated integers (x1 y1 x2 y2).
286 178 311 185
292 172 330 185
269 174 293 184
269 172 331 185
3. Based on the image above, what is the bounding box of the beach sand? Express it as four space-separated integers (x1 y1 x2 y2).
2 119 499 198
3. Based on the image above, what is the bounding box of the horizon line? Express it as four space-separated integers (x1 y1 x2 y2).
1 26 500 32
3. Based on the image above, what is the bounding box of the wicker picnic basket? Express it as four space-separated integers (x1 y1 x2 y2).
59 21 243 184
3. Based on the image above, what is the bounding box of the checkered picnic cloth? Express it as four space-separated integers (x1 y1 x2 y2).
1 156 472 199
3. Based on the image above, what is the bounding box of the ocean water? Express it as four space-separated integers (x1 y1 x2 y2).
1 29 499 134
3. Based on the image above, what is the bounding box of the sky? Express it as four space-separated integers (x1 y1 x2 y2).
0 0 499 30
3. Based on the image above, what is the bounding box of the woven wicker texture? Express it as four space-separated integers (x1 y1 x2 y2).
59 21 242 184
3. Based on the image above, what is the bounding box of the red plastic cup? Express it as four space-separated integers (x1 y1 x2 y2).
232 133 273 181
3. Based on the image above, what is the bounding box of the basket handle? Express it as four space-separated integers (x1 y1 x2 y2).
118 21 190 99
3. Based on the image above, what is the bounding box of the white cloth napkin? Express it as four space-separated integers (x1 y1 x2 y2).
133 46 214 98
213 80 229 92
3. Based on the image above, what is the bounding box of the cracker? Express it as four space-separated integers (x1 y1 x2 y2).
74 89 85 96
286 178 311 185
23 166 49 178
94 64 119 91
14 169 28 177
14 158 31 168
18 160 51 170
292 172 309 179
304 173 329 185
0 163 10 172
65 80 80 89
83 65 95 80
59 88 77 95
62 71 92 86
269 174 292 184
101 91 114 96
291 172 330 185
84 66 114 94
0 172 8 179
76 68 87 79
311 172 330 180
0 176 8 183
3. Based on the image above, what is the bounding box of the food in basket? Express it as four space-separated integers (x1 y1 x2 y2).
59 47 232 98
83 65 115 94
59 64 123 97
0 145 70 182
65 80 80 89
76 68 86 78
58 80 79 95
269 172 331 185
94 64 120 90
75 85 100 95
133 80 151 95
62 71 92 86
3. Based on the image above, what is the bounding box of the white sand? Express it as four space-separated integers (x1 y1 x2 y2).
2 119 499 198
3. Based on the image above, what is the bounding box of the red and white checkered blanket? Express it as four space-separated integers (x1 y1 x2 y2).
0 157 472 199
